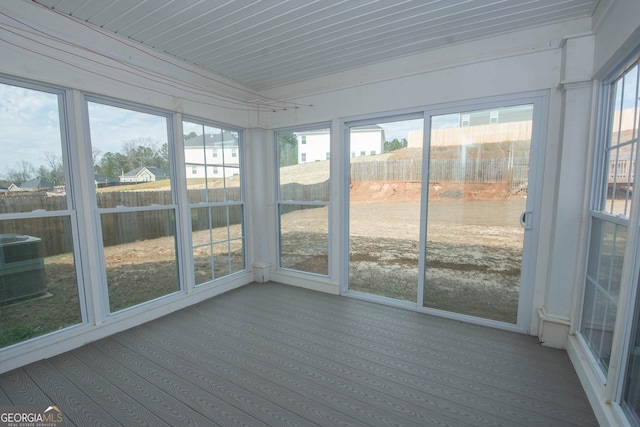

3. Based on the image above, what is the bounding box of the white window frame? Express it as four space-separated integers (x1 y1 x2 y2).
274 122 331 277
578 45 640 424
181 117 247 287
0 76 89 329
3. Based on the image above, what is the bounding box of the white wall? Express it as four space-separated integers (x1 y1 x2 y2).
593 0 640 77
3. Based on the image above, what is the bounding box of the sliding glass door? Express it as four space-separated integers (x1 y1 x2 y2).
423 105 533 323
347 116 424 302
346 95 544 329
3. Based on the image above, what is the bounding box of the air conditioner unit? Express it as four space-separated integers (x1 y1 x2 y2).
0 234 47 304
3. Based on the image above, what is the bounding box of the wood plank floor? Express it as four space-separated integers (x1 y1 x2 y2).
0 282 598 426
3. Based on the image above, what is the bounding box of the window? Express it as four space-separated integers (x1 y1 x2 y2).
0 79 83 348
490 111 499 124
461 114 470 127
87 99 179 313
276 125 330 275
326 152 330 160
301 135 307 145
360 151 366 156
617 58 640 423
183 121 245 285
580 52 640 424
370 151 376 155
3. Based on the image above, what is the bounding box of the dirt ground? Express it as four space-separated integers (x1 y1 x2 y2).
281 180 526 323
1 175 525 348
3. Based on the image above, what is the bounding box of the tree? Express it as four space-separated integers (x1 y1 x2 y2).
5 160 36 185
96 151 129 179
384 138 408 153
96 138 169 178
278 132 298 167
39 151 64 185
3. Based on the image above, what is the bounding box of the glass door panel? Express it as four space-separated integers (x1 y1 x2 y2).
424 105 533 323
348 118 424 302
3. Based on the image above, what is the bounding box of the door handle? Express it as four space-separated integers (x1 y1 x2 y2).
520 211 532 230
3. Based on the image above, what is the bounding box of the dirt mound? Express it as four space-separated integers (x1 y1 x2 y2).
350 181 511 203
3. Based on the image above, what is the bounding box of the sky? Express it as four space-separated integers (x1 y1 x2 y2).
0 82 169 180
0 84 63 177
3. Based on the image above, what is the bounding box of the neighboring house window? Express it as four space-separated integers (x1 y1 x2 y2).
301 153 307 162
370 151 376 155
301 135 307 145
191 166 197 174
490 111 499 124
232 148 237 158
360 151 366 156
461 114 470 127
326 152 330 160
213 149 218 157
213 167 218 174
351 152 355 157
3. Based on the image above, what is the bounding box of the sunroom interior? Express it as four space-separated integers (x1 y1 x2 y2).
1 0 640 425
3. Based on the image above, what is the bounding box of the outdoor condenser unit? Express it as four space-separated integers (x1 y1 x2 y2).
0 234 47 304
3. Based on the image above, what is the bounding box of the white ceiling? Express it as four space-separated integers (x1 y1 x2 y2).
30 0 601 91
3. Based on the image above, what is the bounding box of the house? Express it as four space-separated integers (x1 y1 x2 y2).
119 166 169 183
184 131 240 179
294 125 384 163
18 178 53 191
1 1 640 425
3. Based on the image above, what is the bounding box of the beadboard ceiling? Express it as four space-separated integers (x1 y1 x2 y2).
30 0 601 91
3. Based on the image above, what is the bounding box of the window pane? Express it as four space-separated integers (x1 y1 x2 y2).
602 64 639 218
424 106 532 323
101 209 179 312
349 118 423 302
277 126 330 276
581 217 626 373
89 102 171 208
278 129 330 202
183 122 242 203
0 216 81 347
190 205 245 286
0 83 67 212
279 204 328 275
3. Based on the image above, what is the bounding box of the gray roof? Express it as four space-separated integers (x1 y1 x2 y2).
123 166 169 178
20 178 54 190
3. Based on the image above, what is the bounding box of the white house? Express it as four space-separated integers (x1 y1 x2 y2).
120 166 169 183
184 132 240 179
1 1 640 425
296 125 384 163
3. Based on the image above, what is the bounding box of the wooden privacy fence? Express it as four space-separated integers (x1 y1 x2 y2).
350 157 529 191
1 158 529 257
0 188 243 257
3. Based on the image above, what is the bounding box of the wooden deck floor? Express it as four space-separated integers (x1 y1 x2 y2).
0 282 598 426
